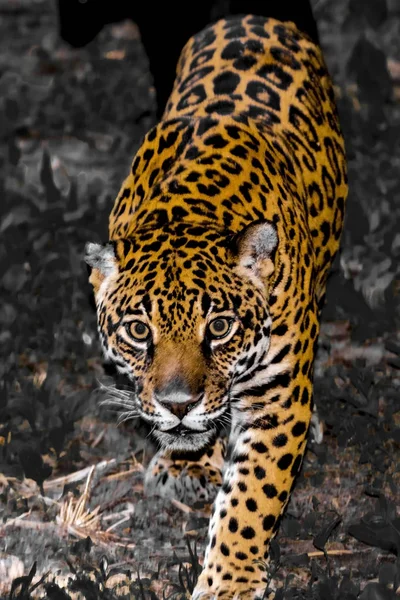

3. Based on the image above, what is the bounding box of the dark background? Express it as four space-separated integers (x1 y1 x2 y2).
0 0 399 598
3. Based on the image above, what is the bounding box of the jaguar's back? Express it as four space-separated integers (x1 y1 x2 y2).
87 13 347 600
110 15 346 295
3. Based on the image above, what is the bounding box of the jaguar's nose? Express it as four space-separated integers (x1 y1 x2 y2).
159 397 201 420
155 377 202 419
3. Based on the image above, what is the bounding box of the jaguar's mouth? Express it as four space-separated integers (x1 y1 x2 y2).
164 423 199 436
153 428 215 452
152 409 230 452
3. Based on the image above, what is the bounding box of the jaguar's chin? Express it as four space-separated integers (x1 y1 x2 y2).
154 427 215 452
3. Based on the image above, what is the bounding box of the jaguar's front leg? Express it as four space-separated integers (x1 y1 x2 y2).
193 311 318 600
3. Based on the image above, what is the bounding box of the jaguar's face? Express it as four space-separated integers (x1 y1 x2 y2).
86 222 278 451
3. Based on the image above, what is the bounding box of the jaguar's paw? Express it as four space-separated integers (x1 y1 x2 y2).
192 572 273 600
144 454 222 505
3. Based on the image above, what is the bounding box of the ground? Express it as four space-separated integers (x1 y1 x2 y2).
0 0 399 599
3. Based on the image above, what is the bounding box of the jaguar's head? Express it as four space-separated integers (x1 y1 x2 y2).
86 221 278 451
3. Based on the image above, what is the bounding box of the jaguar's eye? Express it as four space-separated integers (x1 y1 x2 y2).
208 318 233 339
129 321 151 342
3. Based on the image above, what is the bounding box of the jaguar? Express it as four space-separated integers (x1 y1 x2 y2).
86 4 347 598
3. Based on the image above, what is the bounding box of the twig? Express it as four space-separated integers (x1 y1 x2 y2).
105 514 132 532
43 458 117 490
170 498 193 514
2 519 58 532
307 549 359 557
57 465 101 531
91 429 106 448
105 464 144 481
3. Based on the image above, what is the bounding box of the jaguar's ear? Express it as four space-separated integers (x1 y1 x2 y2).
85 242 117 294
232 221 278 286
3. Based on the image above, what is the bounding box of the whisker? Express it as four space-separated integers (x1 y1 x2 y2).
101 398 138 410
97 381 137 396
147 423 157 439
117 411 139 425
104 407 138 416
96 382 141 426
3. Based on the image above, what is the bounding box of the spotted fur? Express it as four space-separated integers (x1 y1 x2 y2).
86 14 347 599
